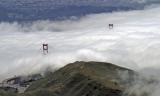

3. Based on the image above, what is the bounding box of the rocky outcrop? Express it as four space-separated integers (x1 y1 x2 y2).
0 74 42 93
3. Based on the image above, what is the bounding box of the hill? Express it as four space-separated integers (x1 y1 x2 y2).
1 61 154 96
21 61 137 96
0 0 146 22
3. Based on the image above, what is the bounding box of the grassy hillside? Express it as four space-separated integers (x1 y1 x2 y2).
23 61 137 96
0 90 17 96
0 61 140 96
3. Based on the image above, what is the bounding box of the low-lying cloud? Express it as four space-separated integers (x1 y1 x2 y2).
1 6 160 90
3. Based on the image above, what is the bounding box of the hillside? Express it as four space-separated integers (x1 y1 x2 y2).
1 61 154 96
0 0 148 22
1 0 159 22
20 61 137 96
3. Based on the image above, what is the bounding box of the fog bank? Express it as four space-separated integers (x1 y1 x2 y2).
0 7 160 84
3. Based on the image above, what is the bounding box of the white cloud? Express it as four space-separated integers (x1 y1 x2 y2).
0 8 160 72
0 6 160 85
0 5 160 96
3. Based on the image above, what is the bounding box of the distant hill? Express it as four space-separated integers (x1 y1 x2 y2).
0 0 148 22
0 5 134 22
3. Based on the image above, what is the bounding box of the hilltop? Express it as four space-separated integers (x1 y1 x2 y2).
0 61 153 96
22 61 137 96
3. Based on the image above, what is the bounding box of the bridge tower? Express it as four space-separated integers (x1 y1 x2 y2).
42 44 48 55
109 24 114 29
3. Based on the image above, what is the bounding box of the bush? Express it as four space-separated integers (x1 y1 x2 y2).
0 90 17 96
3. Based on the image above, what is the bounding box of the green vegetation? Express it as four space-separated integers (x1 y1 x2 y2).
0 90 17 96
